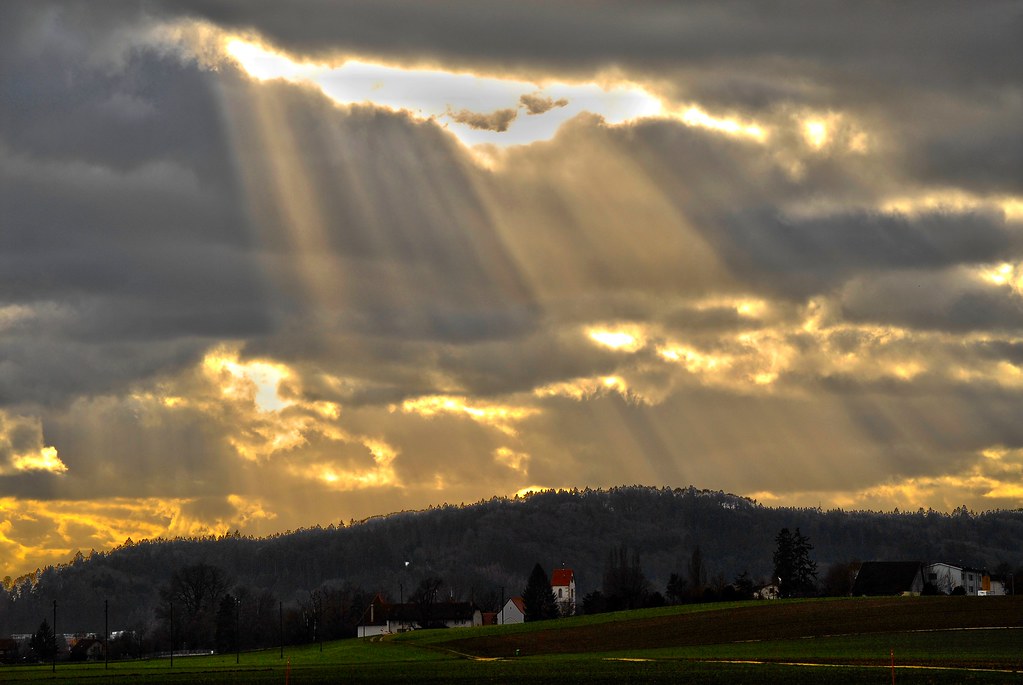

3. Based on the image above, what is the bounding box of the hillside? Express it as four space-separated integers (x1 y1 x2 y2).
3 485 1022 636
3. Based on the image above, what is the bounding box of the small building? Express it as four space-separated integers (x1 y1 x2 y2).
0 638 19 664
754 583 780 600
357 594 390 638
384 601 482 631
551 568 577 616
851 561 926 596
498 596 526 624
69 637 104 662
356 595 483 636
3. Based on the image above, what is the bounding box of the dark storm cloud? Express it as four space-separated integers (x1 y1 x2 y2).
711 209 1021 298
839 271 1023 333
155 1 1022 90
0 27 273 405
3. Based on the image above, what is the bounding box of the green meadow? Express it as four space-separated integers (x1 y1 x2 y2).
3 597 1021 683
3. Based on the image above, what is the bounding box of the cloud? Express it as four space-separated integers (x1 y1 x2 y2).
0 413 67 475
520 93 568 115
447 107 518 132
2 0 1022 575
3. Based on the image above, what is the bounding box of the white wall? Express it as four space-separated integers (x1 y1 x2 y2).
498 599 524 624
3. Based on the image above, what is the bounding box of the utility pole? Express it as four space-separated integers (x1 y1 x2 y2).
236 596 240 664
52 600 56 673
170 602 174 668
279 601 284 659
104 599 109 670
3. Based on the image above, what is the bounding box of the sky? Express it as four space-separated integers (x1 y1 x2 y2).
2 0 1022 578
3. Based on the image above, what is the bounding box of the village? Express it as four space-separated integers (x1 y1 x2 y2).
0 552 1016 664
352 559 1013 638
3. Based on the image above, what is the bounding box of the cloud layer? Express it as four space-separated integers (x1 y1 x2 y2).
1 0 1021 576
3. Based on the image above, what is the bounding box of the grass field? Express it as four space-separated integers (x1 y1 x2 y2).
2 597 1021 683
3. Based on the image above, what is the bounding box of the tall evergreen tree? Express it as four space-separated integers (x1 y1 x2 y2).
773 527 818 597
30 618 56 661
214 594 238 654
522 563 558 621
665 572 688 605
687 546 706 596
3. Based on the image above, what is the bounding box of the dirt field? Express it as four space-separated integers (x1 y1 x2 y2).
438 596 1023 658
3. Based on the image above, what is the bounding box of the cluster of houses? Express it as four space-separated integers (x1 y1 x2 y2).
356 560 1015 637
0 633 107 664
851 561 1012 596
357 568 576 637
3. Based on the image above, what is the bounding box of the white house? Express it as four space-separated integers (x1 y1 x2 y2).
551 568 576 616
357 594 390 638
924 563 996 595
498 596 525 624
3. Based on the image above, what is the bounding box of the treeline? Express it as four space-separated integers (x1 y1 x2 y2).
3 486 1022 642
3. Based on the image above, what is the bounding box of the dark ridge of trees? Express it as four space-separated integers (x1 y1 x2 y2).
1 485 1021 638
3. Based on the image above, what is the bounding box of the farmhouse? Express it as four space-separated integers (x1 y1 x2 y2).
852 561 1004 596
356 595 483 636
923 563 994 595
69 637 105 661
851 561 926 596
498 596 526 624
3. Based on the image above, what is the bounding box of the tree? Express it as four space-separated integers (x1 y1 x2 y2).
732 570 754 600
156 562 231 649
214 594 238 654
602 544 649 610
522 563 558 621
581 590 607 615
665 572 688 605
821 561 859 597
410 576 444 628
30 619 56 661
687 546 706 597
773 527 818 597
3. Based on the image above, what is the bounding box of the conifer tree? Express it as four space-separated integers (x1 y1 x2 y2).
522 563 558 621
30 619 56 660
773 527 818 597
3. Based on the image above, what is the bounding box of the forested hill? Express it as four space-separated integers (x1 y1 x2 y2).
3 486 1023 636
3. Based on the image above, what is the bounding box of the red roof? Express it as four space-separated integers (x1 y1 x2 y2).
551 568 574 587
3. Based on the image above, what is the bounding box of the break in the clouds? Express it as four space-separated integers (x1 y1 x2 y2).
1 0 1022 576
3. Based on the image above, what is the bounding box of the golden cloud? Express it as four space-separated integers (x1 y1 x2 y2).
0 495 276 578
0 413 68 475
396 395 539 436
751 446 1023 512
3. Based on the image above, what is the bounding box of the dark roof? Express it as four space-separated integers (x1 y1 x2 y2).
385 601 479 622
357 594 389 627
852 561 924 595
